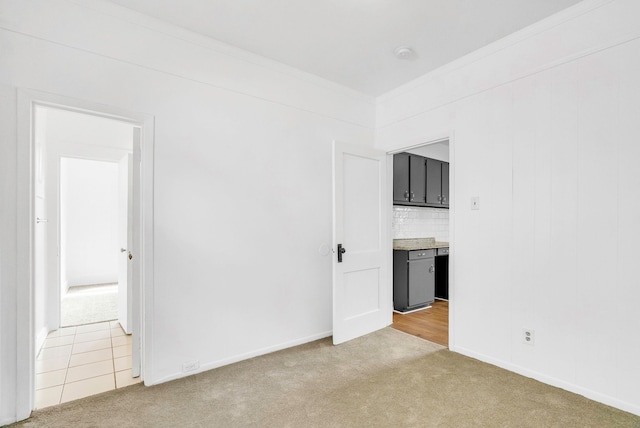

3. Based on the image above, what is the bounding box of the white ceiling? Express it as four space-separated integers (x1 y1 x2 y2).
106 0 583 96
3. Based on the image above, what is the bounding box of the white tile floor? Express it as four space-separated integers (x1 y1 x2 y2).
35 320 142 409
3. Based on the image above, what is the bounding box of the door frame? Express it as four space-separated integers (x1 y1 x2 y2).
15 88 155 417
385 132 456 350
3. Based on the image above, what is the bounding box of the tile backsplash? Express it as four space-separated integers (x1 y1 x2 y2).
392 206 449 241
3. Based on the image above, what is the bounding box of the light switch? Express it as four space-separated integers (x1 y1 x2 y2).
471 196 480 210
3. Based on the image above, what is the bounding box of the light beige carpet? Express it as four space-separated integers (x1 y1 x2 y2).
60 283 118 327
12 328 640 427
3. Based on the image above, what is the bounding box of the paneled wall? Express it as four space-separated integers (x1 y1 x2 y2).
376 0 640 415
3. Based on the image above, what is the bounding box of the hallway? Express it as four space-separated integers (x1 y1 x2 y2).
35 321 140 409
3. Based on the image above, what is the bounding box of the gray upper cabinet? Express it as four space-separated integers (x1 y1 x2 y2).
441 162 449 207
393 153 425 204
393 153 410 203
426 158 442 205
426 158 449 207
394 152 449 208
409 155 426 204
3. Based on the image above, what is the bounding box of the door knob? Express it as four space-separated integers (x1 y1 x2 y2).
337 244 346 263
120 248 127 253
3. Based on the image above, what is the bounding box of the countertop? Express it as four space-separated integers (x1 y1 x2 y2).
393 238 449 251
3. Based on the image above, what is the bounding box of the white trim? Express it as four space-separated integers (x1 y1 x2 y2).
15 88 155 417
377 0 614 103
150 330 333 385
385 153 394 328
16 89 34 420
35 326 48 357
452 345 640 417
447 131 456 351
0 83 18 425
384 135 451 156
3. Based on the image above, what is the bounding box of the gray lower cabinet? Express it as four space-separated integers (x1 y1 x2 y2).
394 249 435 312
435 247 449 300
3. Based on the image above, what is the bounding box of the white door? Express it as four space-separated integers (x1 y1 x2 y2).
131 128 141 378
34 130 47 347
117 128 141 379
117 154 133 334
332 141 391 345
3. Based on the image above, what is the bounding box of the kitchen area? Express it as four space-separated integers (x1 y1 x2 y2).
391 140 450 347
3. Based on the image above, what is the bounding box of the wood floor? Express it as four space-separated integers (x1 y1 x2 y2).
391 300 448 347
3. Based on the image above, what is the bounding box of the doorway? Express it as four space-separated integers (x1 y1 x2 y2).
59 157 120 327
389 138 451 347
31 104 142 409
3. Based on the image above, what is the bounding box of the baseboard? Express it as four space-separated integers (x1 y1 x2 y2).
393 305 431 315
35 326 49 357
1 416 17 426
451 345 640 417
150 330 333 385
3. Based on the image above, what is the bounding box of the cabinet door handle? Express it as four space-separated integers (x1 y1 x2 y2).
442 196 446 203
404 191 410 200
429 265 435 274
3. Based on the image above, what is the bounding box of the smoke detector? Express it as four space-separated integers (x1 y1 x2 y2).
394 46 414 59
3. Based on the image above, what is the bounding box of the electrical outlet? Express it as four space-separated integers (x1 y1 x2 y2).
522 329 535 346
182 360 200 373
471 196 480 210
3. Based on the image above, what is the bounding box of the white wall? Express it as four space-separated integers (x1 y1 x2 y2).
0 0 374 422
406 141 449 162
376 0 640 416
0 84 19 425
60 158 119 289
